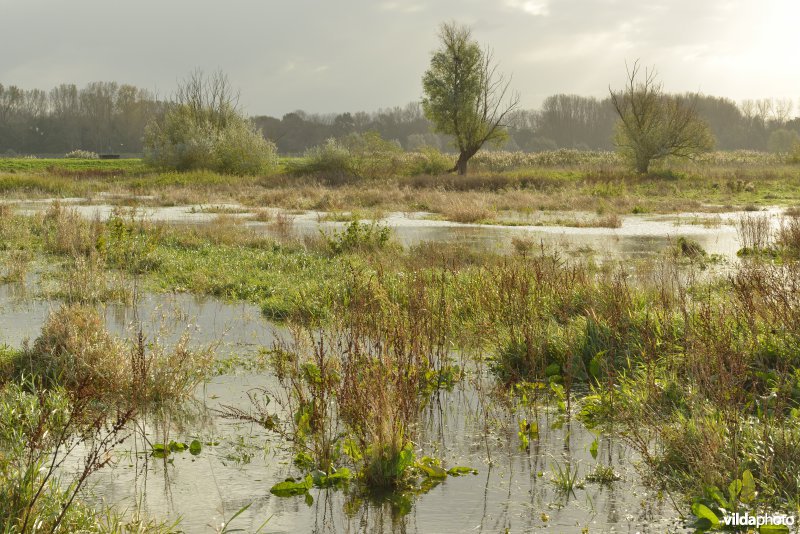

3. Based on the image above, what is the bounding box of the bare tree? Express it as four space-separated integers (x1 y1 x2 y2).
610 61 714 173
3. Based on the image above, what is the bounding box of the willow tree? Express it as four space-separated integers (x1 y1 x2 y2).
610 61 713 174
422 22 518 175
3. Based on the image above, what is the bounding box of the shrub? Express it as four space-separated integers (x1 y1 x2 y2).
288 132 403 180
340 131 403 179
288 138 352 178
403 146 452 175
143 71 277 175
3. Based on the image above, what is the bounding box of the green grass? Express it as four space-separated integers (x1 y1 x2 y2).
0 157 147 173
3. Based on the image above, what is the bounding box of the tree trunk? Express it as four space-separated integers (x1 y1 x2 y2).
451 150 473 175
636 155 650 174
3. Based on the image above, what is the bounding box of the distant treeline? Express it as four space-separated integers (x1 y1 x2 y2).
1 81 798 155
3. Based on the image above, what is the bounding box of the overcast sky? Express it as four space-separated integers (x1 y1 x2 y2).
1 0 798 116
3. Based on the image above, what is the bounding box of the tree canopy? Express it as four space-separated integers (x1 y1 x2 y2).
422 22 518 174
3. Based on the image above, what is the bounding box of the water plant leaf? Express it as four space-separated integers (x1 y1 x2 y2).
447 466 478 476
189 439 202 456
590 437 598 460
270 474 313 497
304 492 314 507
311 469 327 486
740 470 756 503
395 444 415 477
589 354 603 378
169 440 187 452
326 467 352 482
151 443 169 458
691 503 719 528
706 485 727 509
416 457 447 478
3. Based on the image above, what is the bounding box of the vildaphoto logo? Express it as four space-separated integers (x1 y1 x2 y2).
722 512 795 528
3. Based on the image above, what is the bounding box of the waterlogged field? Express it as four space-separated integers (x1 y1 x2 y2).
2 155 800 533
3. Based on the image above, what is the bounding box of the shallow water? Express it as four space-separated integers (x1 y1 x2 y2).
0 285 687 533
2 198 746 531
11 198 785 260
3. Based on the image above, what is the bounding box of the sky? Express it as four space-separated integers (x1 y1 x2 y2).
1 0 799 117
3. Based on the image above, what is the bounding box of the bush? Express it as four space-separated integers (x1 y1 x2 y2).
289 138 352 178
143 71 277 175
404 146 452 175
288 132 403 180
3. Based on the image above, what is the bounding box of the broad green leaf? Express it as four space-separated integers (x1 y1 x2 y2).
691 503 719 528
590 437 598 460
740 470 756 503
270 475 313 497
189 439 202 456
707 485 728 509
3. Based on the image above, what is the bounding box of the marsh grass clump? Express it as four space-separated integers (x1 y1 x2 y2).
735 213 772 253
247 267 462 494
55 255 132 304
324 219 392 255
776 214 800 254
576 259 800 509
41 203 102 257
19 304 214 406
672 236 707 259
1 249 32 283
584 464 621 485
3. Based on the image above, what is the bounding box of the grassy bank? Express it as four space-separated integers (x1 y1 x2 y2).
2 153 800 223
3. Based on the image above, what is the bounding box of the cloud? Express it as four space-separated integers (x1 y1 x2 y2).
505 0 549 16
379 2 427 13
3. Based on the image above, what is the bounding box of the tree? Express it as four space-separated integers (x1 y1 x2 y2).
421 22 518 175
609 62 714 173
143 70 276 175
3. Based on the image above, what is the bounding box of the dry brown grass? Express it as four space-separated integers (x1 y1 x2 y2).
1 249 32 283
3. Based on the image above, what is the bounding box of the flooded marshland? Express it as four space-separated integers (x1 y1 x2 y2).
0 284 682 533
2 201 796 534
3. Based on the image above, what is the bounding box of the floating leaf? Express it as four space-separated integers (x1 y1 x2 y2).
168 441 187 452
270 475 312 497
189 439 202 456
304 492 314 507
447 466 478 476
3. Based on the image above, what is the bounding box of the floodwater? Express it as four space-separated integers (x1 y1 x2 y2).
0 282 687 533
9 197 787 260
0 199 755 532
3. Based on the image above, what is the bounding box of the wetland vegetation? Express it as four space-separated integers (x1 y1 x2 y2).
1 152 800 531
